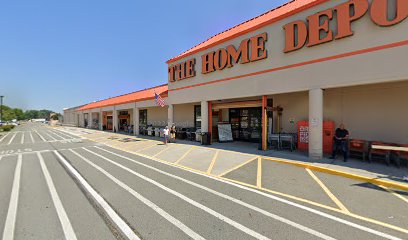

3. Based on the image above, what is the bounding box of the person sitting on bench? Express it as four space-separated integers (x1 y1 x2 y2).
330 124 349 162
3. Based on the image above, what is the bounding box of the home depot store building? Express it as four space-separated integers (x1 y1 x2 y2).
69 0 408 159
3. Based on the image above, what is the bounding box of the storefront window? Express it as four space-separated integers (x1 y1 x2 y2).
139 109 147 127
194 105 201 129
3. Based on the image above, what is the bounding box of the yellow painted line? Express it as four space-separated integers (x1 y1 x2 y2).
152 144 176 158
221 177 341 212
217 156 258 177
378 185 408 204
135 142 160 153
85 134 408 235
263 157 408 192
174 146 195 165
219 177 408 235
206 150 220 175
306 169 350 213
256 157 262 188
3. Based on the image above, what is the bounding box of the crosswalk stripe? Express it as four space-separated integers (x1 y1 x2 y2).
95 146 405 240
38 152 78 240
0 132 10 143
53 150 140 240
44 132 58 141
92 146 337 240
2 154 22 240
35 131 47 142
29 132 35 143
7 133 17 145
82 147 271 240
52 130 76 139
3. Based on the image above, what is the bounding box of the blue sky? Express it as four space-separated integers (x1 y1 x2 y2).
0 0 286 113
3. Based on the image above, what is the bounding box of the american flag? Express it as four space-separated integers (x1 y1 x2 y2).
154 92 165 107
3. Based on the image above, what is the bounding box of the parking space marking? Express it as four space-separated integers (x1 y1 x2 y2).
85 132 408 236
175 146 195 164
0 132 10 143
94 146 406 240
73 149 205 240
35 130 47 142
54 150 141 240
134 142 161 153
306 169 350 213
49 130 70 140
206 149 220 174
99 142 408 236
152 144 175 158
84 148 271 240
2 154 22 240
20 133 25 144
38 152 78 240
29 132 35 143
7 133 17 145
218 156 258 177
53 130 77 139
91 147 338 240
44 132 58 141
256 157 262 188
379 185 408 204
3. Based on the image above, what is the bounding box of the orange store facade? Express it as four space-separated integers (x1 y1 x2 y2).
67 0 408 159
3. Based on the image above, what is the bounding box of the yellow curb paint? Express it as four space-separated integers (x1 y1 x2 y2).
378 185 408 204
84 133 408 235
306 169 350 213
218 156 258 177
206 150 220 175
263 157 408 192
174 146 195 165
256 157 262 188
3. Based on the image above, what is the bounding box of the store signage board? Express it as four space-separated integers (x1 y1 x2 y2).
168 0 407 83
218 124 233 142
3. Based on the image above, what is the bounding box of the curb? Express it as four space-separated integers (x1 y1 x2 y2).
263 157 408 192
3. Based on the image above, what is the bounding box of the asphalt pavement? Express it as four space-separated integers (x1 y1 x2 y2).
0 123 407 240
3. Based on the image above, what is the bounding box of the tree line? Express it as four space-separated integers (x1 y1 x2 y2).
0 105 58 121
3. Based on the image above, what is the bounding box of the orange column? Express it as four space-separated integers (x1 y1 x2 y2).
262 96 268 150
208 101 212 144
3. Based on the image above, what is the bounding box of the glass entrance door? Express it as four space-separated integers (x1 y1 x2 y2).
229 107 261 142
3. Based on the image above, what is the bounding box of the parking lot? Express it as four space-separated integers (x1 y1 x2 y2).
0 123 407 239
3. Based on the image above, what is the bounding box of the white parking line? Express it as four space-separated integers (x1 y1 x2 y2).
81 147 271 240
90 147 336 240
95 146 404 240
38 152 78 240
2 154 22 240
7 133 17 145
35 131 47 142
52 150 140 240
52 130 76 139
70 149 205 240
29 132 35 143
0 132 10 143
44 132 58 141
20 132 25 144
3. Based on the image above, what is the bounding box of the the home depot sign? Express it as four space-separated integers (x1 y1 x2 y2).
168 0 408 82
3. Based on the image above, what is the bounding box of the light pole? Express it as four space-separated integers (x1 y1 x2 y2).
0 96 4 123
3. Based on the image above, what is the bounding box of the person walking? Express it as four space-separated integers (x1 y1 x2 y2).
330 124 349 162
163 126 170 145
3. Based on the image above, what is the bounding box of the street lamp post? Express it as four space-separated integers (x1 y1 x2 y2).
0 96 4 123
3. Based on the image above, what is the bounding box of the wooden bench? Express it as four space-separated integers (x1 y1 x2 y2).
371 143 408 166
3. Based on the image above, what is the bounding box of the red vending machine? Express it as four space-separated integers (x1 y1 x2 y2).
297 121 335 154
